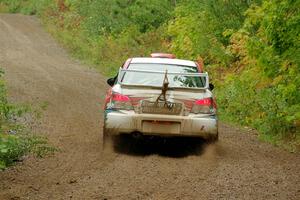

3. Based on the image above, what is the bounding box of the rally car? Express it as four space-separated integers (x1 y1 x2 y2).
103 53 218 147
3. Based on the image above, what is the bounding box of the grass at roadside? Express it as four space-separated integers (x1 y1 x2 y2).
220 117 300 153
0 68 55 170
258 133 300 153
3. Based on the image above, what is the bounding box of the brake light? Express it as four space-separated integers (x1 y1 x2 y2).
111 93 133 110
112 93 130 102
195 98 212 106
191 97 216 114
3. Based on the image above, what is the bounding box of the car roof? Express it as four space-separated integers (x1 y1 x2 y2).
130 57 197 67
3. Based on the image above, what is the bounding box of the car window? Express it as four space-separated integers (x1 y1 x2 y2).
120 63 206 88
128 63 198 73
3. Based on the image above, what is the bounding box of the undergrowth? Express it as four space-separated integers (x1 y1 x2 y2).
0 68 55 170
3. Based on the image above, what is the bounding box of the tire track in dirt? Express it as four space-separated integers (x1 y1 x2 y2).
0 14 299 200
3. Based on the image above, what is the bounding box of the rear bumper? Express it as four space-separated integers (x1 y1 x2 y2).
104 110 218 138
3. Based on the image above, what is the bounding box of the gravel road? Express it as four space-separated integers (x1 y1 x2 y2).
0 14 299 200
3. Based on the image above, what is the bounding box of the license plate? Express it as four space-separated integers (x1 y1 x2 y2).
142 121 181 134
141 100 182 115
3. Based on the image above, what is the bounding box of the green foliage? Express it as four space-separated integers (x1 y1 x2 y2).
0 131 54 169
216 0 300 151
245 0 300 77
0 0 52 15
36 0 172 76
71 0 174 36
167 0 299 150
0 68 54 169
167 0 261 65
0 0 174 74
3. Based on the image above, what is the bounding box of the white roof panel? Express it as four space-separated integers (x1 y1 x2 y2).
131 57 197 67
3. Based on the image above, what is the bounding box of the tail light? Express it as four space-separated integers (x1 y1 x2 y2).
110 93 133 110
191 97 217 114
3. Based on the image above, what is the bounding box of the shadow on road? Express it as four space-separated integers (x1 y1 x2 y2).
111 135 212 158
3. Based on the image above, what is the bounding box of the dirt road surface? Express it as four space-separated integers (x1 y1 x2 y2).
0 14 299 200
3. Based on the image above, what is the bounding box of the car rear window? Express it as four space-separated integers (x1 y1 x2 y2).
128 63 198 73
120 63 207 88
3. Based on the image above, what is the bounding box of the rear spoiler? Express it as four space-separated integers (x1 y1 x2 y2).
117 68 210 89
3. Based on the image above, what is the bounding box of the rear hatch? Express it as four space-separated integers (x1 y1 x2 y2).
121 85 209 116
118 69 212 115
